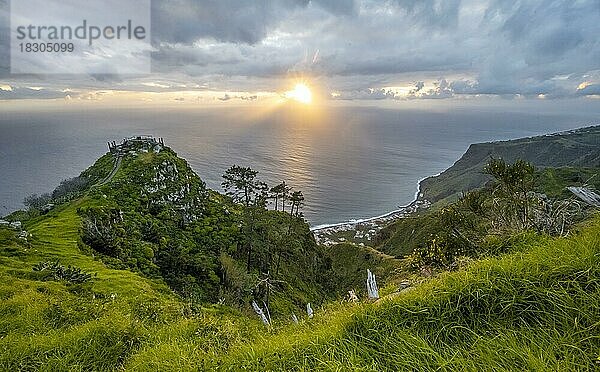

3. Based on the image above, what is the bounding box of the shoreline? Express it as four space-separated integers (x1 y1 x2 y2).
310 199 417 232
310 172 439 233
311 175 435 246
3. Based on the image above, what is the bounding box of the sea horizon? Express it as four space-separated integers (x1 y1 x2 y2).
2 104 599 226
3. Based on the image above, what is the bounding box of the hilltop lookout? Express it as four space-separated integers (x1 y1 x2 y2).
108 136 165 155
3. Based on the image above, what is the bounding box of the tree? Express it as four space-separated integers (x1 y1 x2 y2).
279 181 292 212
23 193 52 211
221 165 267 207
269 182 286 211
52 176 89 201
289 190 305 216
484 158 535 230
222 165 270 273
80 208 123 257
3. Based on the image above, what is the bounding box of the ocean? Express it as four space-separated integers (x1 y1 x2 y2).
1 104 598 226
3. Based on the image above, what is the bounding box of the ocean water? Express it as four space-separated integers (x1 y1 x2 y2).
0 105 597 226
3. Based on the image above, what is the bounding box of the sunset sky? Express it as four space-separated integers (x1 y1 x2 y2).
1 0 599 107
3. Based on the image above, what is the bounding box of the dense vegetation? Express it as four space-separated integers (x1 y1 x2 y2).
222 218 600 370
1 198 598 370
1 129 600 370
377 158 598 271
67 147 333 315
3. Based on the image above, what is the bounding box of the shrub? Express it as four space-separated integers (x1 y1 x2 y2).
23 193 52 211
32 261 94 284
52 176 90 201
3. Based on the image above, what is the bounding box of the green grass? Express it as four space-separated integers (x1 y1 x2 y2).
535 167 600 199
218 216 600 370
1 195 599 370
325 242 406 295
374 213 443 258
0 199 263 370
380 165 600 260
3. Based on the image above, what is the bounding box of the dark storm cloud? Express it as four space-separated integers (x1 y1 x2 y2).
146 0 600 99
151 0 358 45
151 0 300 45
533 28 583 58
312 0 357 16
0 0 9 77
392 0 462 28
479 0 600 81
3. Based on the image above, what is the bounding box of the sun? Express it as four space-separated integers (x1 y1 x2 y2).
285 83 312 104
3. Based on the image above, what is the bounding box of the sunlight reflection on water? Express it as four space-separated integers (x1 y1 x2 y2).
0 106 592 225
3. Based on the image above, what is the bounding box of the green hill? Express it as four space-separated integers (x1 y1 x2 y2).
2 198 598 370
4 141 337 317
324 242 405 296
217 216 600 371
1 133 600 370
374 126 600 260
419 125 600 205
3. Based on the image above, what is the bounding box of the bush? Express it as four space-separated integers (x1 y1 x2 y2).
52 176 90 201
23 193 52 211
32 261 94 284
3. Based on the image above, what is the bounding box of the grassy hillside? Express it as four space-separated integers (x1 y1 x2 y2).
373 213 445 258
85 146 336 314
324 243 405 296
3 205 598 369
419 125 600 205
535 166 600 199
377 166 600 259
218 215 600 370
0 201 266 371
2 134 600 370
2 143 336 321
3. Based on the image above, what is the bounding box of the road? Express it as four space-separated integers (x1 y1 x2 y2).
97 155 123 186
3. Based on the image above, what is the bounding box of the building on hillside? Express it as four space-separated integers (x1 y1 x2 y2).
108 136 165 155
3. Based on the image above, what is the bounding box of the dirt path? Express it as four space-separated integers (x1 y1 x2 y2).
97 155 122 186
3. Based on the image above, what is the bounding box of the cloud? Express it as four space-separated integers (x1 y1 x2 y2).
151 0 358 45
312 0 357 16
392 0 462 29
217 92 259 101
0 86 68 100
330 88 396 100
147 0 600 99
417 79 454 99
0 0 9 76
577 83 600 96
152 0 287 45
1 0 599 101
